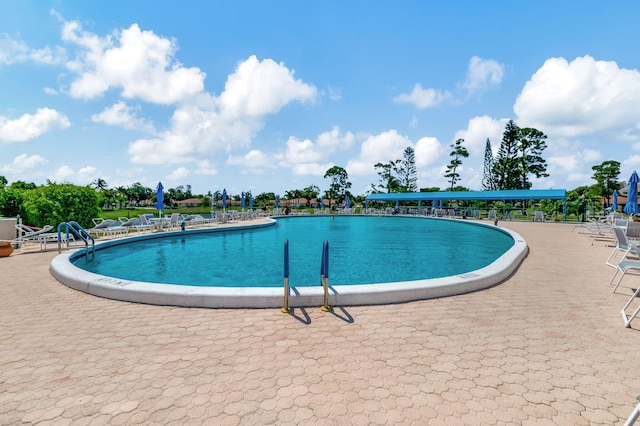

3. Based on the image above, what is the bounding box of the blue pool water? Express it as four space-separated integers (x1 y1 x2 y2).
76 216 514 288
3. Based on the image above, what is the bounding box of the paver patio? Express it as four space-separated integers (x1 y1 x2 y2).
1 220 639 425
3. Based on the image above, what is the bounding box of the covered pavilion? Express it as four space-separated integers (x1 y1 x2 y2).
365 189 567 219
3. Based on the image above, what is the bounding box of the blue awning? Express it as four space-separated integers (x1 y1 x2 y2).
365 189 566 202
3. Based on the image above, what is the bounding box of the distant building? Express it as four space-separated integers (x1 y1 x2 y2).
176 198 203 207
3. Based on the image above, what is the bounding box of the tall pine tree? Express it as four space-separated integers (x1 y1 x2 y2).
493 120 521 190
481 138 497 190
401 147 418 192
444 139 469 190
518 127 549 189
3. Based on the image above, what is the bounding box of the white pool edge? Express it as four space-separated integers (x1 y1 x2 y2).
50 219 528 309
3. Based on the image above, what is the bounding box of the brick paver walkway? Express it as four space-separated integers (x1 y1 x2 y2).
1 221 639 425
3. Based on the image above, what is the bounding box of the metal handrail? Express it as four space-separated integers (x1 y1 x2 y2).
281 240 291 313
57 221 95 260
320 240 331 312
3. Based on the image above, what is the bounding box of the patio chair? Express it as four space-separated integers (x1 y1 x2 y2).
606 227 640 268
87 219 119 238
488 210 498 221
136 214 155 233
533 211 544 222
624 394 640 425
609 259 640 326
617 279 640 328
13 224 57 251
628 221 640 241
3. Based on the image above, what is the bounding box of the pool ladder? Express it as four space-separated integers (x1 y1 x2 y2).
281 239 331 313
57 221 95 261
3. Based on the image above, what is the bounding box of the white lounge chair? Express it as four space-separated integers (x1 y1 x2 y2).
13 224 56 250
609 259 640 327
136 214 155 233
87 219 118 238
533 211 544 222
606 227 640 268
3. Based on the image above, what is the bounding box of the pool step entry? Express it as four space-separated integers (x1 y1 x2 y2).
281 239 332 313
57 221 95 261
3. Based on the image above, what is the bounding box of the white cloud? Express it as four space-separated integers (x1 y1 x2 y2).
51 165 75 182
77 166 98 182
219 55 316 119
166 166 190 181
227 149 279 172
0 154 48 173
453 115 509 156
44 87 58 95
291 162 335 176
91 101 156 133
62 21 205 104
194 159 217 176
514 55 640 139
347 130 414 175
50 164 99 185
128 56 318 165
414 137 444 168
0 34 66 66
393 83 451 109
284 126 354 163
0 108 70 143
462 56 504 94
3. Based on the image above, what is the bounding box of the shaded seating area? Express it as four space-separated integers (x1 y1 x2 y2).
364 189 567 220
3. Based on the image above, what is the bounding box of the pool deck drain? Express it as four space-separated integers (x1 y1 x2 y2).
1 221 639 423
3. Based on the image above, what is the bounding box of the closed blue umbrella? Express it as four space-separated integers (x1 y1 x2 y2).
276 195 279 209
249 193 253 209
612 190 618 211
241 192 245 210
222 189 227 209
155 182 165 213
624 172 639 215
320 197 324 209
345 195 350 208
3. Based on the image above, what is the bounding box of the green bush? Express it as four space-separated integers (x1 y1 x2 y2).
20 184 100 228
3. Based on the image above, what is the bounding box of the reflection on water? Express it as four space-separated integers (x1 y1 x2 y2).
78 216 514 288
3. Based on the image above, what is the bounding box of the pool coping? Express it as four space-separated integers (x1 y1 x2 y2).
50 217 528 309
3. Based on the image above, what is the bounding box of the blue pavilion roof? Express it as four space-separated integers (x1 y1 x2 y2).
365 189 566 202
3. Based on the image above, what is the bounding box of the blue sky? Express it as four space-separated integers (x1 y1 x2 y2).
2 1 640 197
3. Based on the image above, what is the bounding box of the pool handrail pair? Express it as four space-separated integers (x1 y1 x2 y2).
281 239 331 313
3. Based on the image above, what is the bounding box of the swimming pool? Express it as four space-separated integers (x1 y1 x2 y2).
51 216 528 308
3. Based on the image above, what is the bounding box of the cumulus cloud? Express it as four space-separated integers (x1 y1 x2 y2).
91 101 156 133
0 34 66 66
166 166 190 181
62 21 205 104
453 115 509 156
0 108 70 143
0 154 48 174
227 149 282 172
219 55 316 119
50 164 99 185
347 130 415 175
461 56 504 94
284 126 354 163
514 55 640 139
291 162 335 176
393 83 451 109
394 56 503 109
414 137 444 168
128 57 318 165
